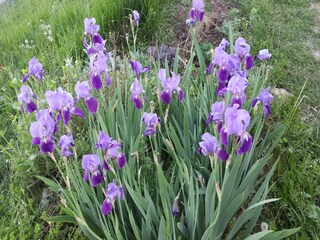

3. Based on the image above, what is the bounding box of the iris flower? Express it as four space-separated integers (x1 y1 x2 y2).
158 69 184 105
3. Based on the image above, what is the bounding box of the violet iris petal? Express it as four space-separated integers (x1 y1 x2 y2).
130 79 144 109
237 132 253 155
224 104 250 137
235 37 251 58
199 133 218 156
252 87 273 117
85 96 98 113
91 171 103 187
18 85 37 113
142 112 160 136
158 69 183 104
101 199 113 215
84 18 100 36
207 101 225 125
24 57 44 82
132 10 140 26
58 133 74 156
82 154 103 187
257 49 272 61
198 132 229 160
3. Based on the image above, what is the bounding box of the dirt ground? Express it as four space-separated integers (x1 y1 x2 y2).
169 0 236 51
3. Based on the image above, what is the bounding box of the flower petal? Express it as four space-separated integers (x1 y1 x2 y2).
40 139 54 154
220 127 228 146
118 154 127 168
101 199 113 215
91 73 102 90
237 132 252 155
160 90 172 104
91 171 103 187
26 101 37 113
62 109 71 125
71 107 85 118
85 96 98 113
217 149 229 161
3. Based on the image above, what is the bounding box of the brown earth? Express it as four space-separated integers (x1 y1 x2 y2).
168 0 236 52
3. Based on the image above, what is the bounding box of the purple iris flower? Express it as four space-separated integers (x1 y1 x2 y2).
132 10 140 26
17 85 37 113
101 181 124 215
45 87 84 125
75 81 98 113
186 0 205 26
130 60 150 80
206 101 225 129
95 131 127 169
142 112 161 136
58 133 74 156
82 154 104 187
89 51 112 89
158 69 184 104
234 37 254 70
227 73 248 107
219 38 229 50
30 109 55 154
257 49 272 61
84 18 100 36
252 87 273 117
172 201 179 217
198 133 229 160
23 57 44 82
130 79 144 109
213 47 229 80
220 104 252 155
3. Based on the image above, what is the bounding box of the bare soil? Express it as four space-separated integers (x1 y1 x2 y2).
168 0 237 52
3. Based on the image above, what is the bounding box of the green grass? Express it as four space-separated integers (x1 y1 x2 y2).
231 0 320 238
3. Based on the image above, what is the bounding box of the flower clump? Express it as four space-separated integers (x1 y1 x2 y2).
199 37 273 160
19 6 276 224
186 0 205 26
82 130 127 214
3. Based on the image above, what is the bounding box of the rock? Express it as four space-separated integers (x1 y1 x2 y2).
270 87 293 99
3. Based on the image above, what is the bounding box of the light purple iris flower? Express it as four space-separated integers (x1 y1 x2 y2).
142 112 161 136
220 104 252 155
130 60 150 80
158 69 184 104
82 154 104 187
198 133 229 161
17 85 37 113
58 133 74 156
23 57 44 82
132 10 140 26
186 0 205 26
130 79 144 109
257 49 272 61
95 131 127 169
252 87 273 117
235 37 254 70
219 38 229 50
101 181 124 215
45 87 84 125
83 18 110 57
89 51 112 89
227 73 248 107
206 101 225 130
75 81 98 113
84 18 100 36
30 109 55 154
